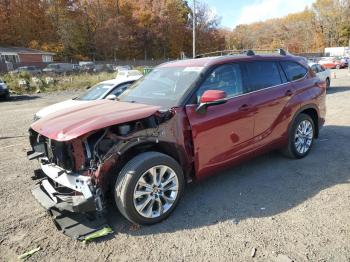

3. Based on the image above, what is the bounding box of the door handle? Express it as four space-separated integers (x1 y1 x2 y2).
285 90 294 96
238 104 249 111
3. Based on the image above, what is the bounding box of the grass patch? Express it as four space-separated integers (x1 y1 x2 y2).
2 72 117 94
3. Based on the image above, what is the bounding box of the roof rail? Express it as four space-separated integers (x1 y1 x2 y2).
195 48 288 58
277 48 287 56
195 50 243 58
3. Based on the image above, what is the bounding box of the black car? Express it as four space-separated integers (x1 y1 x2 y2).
0 79 10 100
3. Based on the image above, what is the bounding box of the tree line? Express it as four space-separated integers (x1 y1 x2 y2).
0 0 349 61
0 0 225 61
226 0 350 54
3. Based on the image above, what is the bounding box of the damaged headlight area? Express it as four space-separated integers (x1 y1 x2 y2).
27 129 108 240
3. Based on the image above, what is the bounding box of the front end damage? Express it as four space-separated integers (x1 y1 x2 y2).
27 133 107 239
27 108 193 239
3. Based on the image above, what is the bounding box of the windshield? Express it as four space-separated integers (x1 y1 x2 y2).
118 66 203 108
76 83 115 101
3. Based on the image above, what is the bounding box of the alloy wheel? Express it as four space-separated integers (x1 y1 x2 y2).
133 165 179 218
294 120 313 154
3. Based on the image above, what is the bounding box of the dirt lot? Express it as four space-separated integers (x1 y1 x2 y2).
0 69 349 262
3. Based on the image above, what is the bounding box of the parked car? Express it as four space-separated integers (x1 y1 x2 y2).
340 57 349 67
72 64 81 72
0 79 9 100
309 62 331 88
113 65 132 71
93 64 114 73
318 57 345 69
33 76 142 121
42 63 74 74
28 50 326 238
79 61 95 73
10 66 42 75
115 69 143 79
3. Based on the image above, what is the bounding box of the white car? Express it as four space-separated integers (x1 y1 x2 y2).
308 62 331 88
115 69 143 80
34 76 142 121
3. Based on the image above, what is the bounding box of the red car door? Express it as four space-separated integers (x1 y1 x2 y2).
185 64 255 179
243 61 295 147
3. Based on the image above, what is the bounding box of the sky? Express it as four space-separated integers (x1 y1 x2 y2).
201 0 316 29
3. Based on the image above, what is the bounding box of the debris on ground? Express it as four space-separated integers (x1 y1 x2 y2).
82 227 113 243
251 247 257 257
17 247 41 260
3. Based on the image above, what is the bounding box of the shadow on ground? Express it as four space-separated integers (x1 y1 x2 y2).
105 125 350 237
2 95 41 102
327 86 350 94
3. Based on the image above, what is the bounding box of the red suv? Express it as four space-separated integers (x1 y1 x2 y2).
28 50 326 238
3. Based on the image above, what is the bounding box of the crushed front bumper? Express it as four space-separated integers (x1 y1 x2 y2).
30 162 108 240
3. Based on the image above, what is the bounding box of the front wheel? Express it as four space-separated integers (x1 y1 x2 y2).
282 114 315 159
114 152 184 225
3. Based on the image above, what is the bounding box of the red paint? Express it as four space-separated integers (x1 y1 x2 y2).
185 95 255 179
200 90 226 103
319 59 344 69
31 100 161 141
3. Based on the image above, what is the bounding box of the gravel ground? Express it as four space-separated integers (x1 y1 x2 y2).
0 70 349 262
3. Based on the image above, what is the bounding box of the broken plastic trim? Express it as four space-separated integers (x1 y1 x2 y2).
32 177 109 240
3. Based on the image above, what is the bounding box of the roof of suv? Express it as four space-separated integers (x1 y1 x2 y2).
160 54 305 69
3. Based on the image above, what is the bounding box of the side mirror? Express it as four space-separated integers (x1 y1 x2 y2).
196 90 227 113
106 94 117 100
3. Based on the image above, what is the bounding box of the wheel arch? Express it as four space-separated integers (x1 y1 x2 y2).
291 105 320 138
113 140 193 185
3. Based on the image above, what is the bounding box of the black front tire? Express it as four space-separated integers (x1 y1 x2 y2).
114 152 185 225
282 113 315 159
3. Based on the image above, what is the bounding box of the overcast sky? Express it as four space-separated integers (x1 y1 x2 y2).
201 0 316 29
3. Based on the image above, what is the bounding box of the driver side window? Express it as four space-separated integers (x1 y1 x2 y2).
196 64 243 103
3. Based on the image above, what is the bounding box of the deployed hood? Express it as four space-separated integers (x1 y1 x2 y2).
31 100 161 141
35 99 88 119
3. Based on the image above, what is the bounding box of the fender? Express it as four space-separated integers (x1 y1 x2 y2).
287 103 320 138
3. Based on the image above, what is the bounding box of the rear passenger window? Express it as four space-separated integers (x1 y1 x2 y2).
281 61 307 81
244 61 282 91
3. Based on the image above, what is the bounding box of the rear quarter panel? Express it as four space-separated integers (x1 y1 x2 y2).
289 72 326 131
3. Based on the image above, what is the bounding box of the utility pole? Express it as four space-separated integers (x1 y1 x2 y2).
193 0 196 58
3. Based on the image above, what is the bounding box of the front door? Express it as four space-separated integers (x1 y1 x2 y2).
185 63 255 179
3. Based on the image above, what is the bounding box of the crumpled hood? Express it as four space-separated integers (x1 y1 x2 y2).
31 100 161 141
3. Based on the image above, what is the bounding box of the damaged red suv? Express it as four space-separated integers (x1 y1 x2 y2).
28 50 326 237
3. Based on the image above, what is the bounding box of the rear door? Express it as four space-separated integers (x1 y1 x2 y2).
244 61 295 147
185 63 255 179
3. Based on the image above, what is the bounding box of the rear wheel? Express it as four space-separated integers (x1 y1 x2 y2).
282 113 315 159
114 152 184 225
